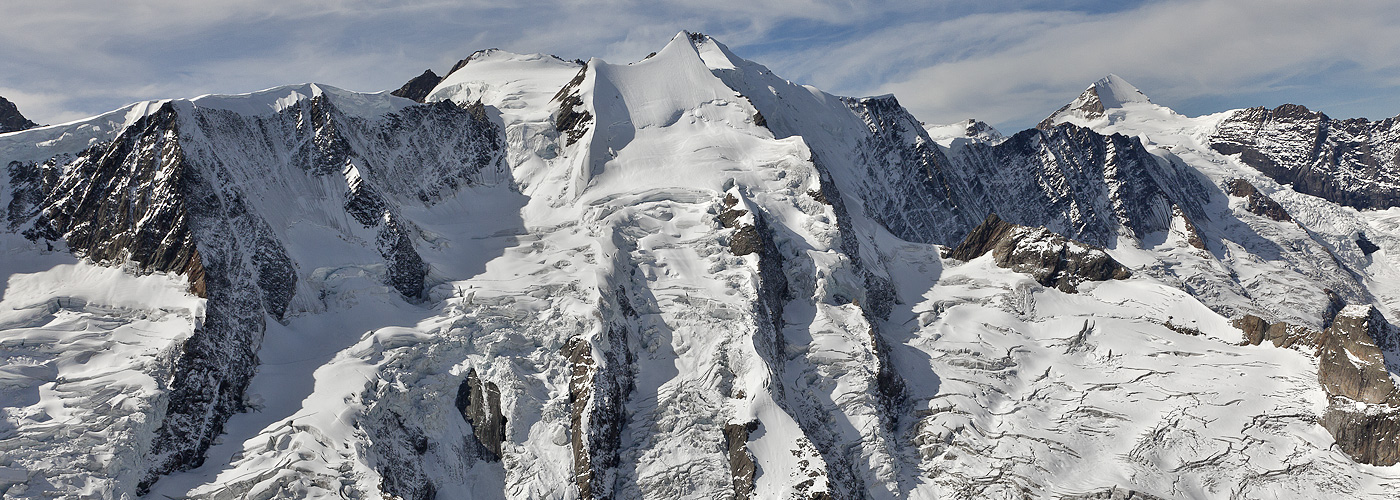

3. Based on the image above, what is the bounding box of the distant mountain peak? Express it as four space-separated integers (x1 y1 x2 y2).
0 95 38 133
925 118 1006 146
1038 74 1151 129
390 69 441 103
1092 74 1151 108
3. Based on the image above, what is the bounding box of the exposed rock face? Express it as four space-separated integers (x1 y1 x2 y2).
456 368 507 460
1173 204 1208 250
717 189 789 333
1235 314 1271 345
1040 86 1106 130
1232 305 1400 465
1210 104 1400 210
1320 405 1400 468
948 213 1131 292
16 105 205 293
366 407 437 500
842 94 1207 248
2 88 505 492
1315 305 1400 465
1319 307 1397 404
553 64 591 146
6 104 294 489
1233 314 1318 348
1226 178 1292 221
723 421 759 500
391 69 443 103
1357 233 1381 255
0 96 38 133
566 324 634 500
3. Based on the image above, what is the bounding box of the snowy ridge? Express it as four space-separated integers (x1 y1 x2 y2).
3 33 1400 499
924 118 1005 148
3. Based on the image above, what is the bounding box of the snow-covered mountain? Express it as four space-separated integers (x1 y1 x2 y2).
3 31 1400 499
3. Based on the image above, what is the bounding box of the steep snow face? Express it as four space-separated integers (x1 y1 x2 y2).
5 31 1400 500
1092 74 1151 108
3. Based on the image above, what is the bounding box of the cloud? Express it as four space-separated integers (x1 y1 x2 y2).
863 0 1400 129
2 0 1398 131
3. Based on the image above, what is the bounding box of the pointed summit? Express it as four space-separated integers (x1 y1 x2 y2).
0 96 38 133
1038 74 1151 129
1092 74 1150 108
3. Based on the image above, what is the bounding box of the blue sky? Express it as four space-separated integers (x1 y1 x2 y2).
4 0 1399 132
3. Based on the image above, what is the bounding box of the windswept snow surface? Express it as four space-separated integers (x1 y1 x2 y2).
0 238 203 498
3 33 1400 500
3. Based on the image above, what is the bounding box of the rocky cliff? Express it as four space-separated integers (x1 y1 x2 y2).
947 213 1131 292
1210 104 1400 210
0 96 37 133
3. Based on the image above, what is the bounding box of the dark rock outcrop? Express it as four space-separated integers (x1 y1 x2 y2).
17 106 206 293
367 409 438 500
1062 487 1168 500
717 191 788 333
1226 179 1292 221
391 69 443 103
1210 104 1400 210
0 104 291 492
456 369 507 460
1232 314 1317 349
1357 233 1381 255
1173 204 1208 250
723 421 759 500
1235 314 1271 345
4 105 292 492
948 214 1131 293
1232 298 1400 468
565 321 633 499
1319 405 1400 468
553 64 591 146
0 96 38 133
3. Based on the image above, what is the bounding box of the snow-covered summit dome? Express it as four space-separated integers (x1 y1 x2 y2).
1039 73 1153 128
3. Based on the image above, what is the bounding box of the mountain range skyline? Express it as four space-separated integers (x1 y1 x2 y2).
4 0 1400 133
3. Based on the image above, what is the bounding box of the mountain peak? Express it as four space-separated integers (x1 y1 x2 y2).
0 95 38 133
1038 74 1151 129
1092 74 1150 108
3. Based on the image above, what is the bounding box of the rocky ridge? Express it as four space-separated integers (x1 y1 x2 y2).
947 213 1131 292
0 96 37 133
1210 103 1400 210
